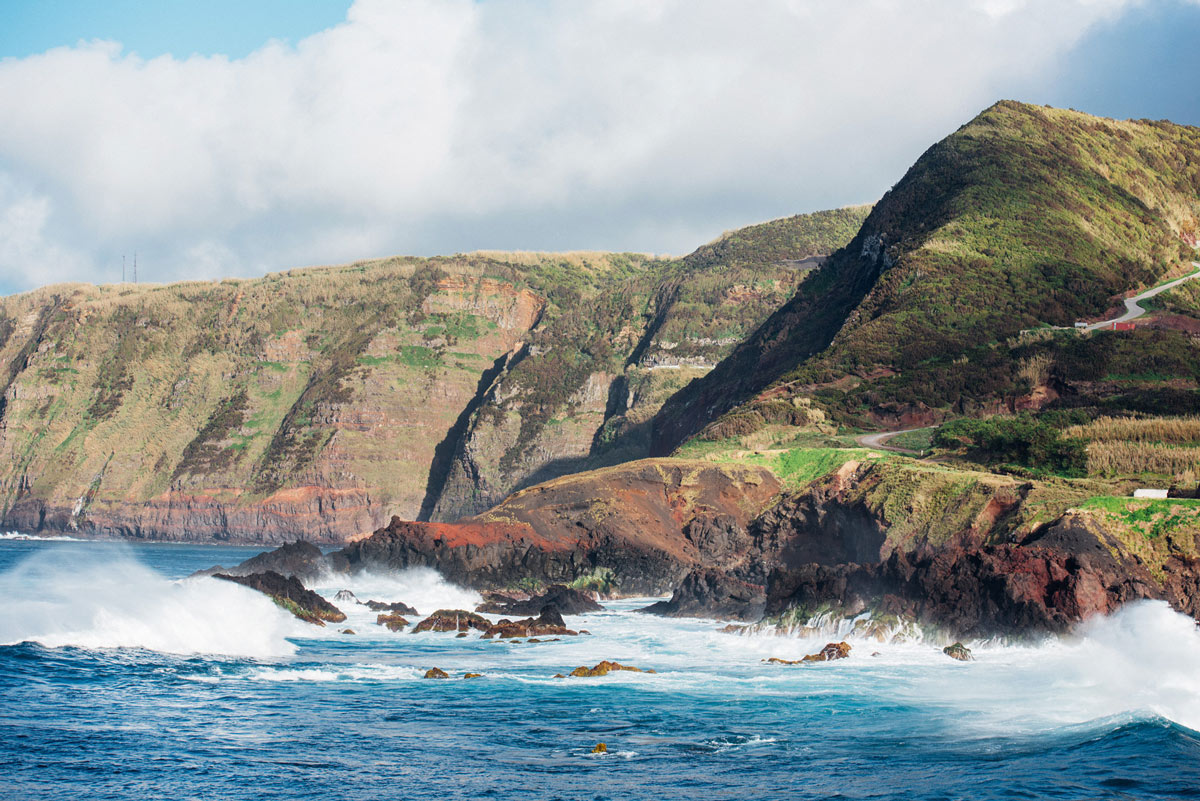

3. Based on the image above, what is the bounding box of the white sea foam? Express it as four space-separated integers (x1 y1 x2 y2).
0 548 302 657
877 600 1200 735
314 567 482 616
0 531 87 542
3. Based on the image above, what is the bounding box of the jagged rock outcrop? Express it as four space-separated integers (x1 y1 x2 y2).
197 541 326 582
639 569 765 621
476 585 602 616
332 459 780 595
213 571 346 625
366 599 419 616
480 606 578 639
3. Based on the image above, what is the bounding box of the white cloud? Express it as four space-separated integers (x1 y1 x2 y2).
0 0 1147 291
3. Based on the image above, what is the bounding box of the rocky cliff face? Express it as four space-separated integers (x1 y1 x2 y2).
0 208 869 544
217 451 1200 638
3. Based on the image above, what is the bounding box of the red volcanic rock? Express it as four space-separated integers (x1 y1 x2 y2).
332 459 781 596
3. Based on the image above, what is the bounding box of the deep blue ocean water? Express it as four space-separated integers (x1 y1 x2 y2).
2 537 1199 800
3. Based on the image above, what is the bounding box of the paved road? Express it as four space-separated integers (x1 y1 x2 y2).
1085 261 1200 330
855 427 926 453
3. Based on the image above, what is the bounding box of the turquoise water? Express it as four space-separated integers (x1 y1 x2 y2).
1 538 1199 800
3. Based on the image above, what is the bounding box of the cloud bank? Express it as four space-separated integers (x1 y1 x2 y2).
0 0 1188 292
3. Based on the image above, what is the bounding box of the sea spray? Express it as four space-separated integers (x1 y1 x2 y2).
313 566 482 615
0 547 302 657
883 600 1200 735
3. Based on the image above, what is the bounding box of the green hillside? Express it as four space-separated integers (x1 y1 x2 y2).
652 101 1200 453
0 206 869 541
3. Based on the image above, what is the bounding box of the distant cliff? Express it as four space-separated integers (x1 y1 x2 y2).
0 207 868 542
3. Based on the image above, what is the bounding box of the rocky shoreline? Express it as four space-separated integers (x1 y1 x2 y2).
197 456 1200 642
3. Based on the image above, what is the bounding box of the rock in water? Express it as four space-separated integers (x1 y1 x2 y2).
567 660 655 677
804 642 852 662
340 629 356 635
334 590 359 604
214 571 346 625
376 614 409 632
639 568 766 621
480 605 579 639
592 743 607 754
476 585 603 616
413 610 491 633
423 668 449 679
463 673 483 679
197 541 328 583
365 599 419 616
943 642 974 661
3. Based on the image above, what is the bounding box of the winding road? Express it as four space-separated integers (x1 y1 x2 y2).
1085 261 1200 331
853 259 1200 452
855 427 927 454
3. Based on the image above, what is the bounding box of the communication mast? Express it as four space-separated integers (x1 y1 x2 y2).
133 252 138 284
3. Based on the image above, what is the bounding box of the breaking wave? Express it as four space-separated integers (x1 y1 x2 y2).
0 548 302 657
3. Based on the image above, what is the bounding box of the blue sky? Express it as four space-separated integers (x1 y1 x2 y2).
0 0 1197 295
0 1 353 60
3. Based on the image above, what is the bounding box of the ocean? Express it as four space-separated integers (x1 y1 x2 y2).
1 536 1198 800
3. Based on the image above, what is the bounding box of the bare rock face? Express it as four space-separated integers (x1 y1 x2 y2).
639 569 765 622
333 459 781 596
476 585 602 616
480 606 578 639
365 600 419 616
213 571 345 625
197 541 327 583
413 610 491 634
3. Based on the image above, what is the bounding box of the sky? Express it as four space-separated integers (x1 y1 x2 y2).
0 0 1198 295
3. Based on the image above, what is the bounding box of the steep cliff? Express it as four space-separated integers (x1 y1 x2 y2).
0 206 868 542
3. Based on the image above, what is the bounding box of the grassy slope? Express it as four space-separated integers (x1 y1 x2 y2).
0 207 872 537
652 102 1200 453
0 254 646 529
428 206 872 519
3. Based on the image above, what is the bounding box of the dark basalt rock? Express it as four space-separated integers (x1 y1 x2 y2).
214 571 346 625
198 541 328 583
334 589 359 604
640 569 765 621
413 609 491 633
764 534 1164 639
944 642 973 661
480 605 577 639
476 585 602 616
366 599 419 616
